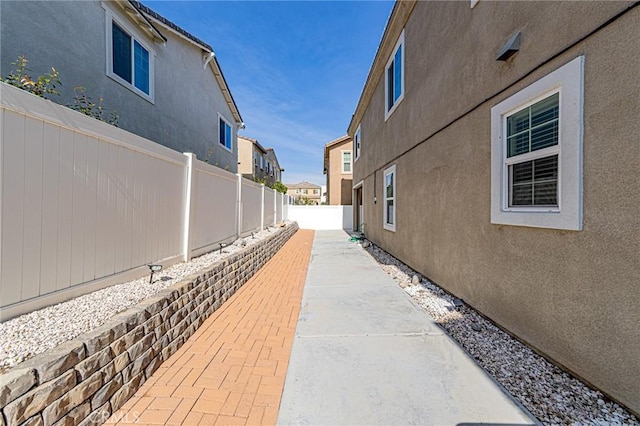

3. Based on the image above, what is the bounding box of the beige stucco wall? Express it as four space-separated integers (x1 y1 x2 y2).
237 136 255 177
327 139 353 205
353 1 640 414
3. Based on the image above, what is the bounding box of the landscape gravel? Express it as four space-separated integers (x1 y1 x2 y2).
0 224 289 373
362 240 639 426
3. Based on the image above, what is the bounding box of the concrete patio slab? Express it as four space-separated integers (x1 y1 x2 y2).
278 230 538 426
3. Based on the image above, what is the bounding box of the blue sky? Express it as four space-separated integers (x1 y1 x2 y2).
145 1 393 186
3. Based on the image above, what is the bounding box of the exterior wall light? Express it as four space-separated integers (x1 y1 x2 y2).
148 264 162 283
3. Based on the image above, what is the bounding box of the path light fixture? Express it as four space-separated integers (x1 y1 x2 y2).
219 242 227 254
148 264 162 284
251 232 255 239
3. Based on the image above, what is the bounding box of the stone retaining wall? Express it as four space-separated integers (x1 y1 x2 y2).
0 223 298 426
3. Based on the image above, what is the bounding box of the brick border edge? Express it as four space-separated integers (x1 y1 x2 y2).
0 223 299 426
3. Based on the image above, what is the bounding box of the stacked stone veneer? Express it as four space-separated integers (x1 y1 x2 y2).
0 223 298 426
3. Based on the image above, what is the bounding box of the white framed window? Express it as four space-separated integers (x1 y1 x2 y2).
491 56 584 230
104 7 155 102
384 30 405 121
254 152 258 168
260 156 264 169
354 125 361 161
218 114 233 152
314 189 319 195
295 189 300 194
302 189 308 194
383 164 396 232
342 151 352 173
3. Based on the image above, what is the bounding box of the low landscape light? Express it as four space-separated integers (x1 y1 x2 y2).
148 264 162 284
219 242 227 253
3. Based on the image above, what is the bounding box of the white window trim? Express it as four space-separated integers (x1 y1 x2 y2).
103 5 156 103
383 164 396 232
218 113 233 153
384 30 405 121
354 124 361 162
342 150 353 174
490 56 584 231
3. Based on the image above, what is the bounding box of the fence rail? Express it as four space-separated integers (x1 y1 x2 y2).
0 83 288 320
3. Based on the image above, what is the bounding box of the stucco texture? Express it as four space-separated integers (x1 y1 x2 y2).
326 138 353 205
353 1 640 414
0 1 238 171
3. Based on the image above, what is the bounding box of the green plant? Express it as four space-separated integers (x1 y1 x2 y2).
68 86 119 126
0 55 60 98
293 196 316 205
272 182 288 194
253 176 268 185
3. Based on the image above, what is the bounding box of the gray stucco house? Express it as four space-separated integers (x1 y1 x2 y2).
349 0 639 416
0 0 243 171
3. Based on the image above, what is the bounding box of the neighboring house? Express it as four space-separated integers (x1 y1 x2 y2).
264 148 284 185
323 135 353 205
348 0 639 416
238 135 284 186
0 0 243 171
286 182 322 205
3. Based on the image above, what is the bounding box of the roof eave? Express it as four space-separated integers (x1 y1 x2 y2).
347 0 417 135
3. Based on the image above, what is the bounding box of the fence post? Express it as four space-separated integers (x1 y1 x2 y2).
236 173 242 238
273 190 277 226
182 153 196 262
260 184 265 230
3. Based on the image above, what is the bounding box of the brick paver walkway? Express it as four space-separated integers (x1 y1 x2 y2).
107 229 314 426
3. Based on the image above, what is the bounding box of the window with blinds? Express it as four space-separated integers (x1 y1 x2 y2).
342 151 352 173
490 56 583 230
505 93 559 207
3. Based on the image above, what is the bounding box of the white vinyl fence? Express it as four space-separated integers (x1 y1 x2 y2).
288 205 353 230
0 83 288 320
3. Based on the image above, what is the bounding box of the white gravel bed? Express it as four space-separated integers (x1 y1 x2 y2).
0 224 290 373
361 240 639 426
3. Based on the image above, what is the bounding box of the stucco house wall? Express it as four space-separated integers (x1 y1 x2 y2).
325 137 353 205
350 0 639 415
0 0 241 172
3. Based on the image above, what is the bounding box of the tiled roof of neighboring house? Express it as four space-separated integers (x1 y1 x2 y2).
129 0 211 50
127 0 243 125
239 136 284 172
324 135 351 172
238 135 268 154
287 181 322 189
265 148 283 171
324 135 351 150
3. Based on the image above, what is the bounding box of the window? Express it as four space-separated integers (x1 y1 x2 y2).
302 189 308 194
218 115 232 151
254 152 258 168
295 189 300 194
354 125 361 160
107 17 154 100
342 151 352 173
383 165 396 231
491 56 584 230
385 30 404 120
314 189 319 195
260 156 264 170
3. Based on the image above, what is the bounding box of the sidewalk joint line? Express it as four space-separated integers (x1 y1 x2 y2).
296 331 444 338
